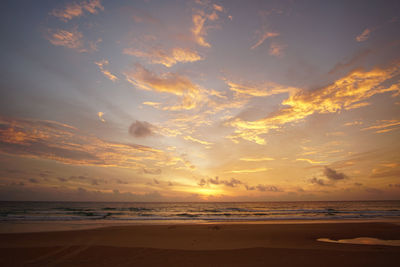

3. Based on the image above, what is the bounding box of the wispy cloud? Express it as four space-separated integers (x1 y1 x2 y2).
251 31 279 50
355 28 372 42
240 157 274 162
125 64 202 110
362 120 400 133
47 28 84 51
296 158 327 164
124 47 202 67
0 116 186 170
226 167 270 173
95 59 118 81
227 64 400 144
184 135 213 146
50 0 104 22
191 2 224 47
226 80 295 97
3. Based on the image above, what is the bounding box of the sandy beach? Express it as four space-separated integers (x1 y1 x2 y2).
0 222 399 266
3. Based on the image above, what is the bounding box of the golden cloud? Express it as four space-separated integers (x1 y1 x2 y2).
184 135 213 146
125 64 202 110
240 157 274 162
227 64 400 144
0 116 188 170
226 167 271 173
124 47 202 67
95 60 118 81
191 3 224 48
226 80 296 97
50 0 104 22
296 158 327 164
362 120 400 134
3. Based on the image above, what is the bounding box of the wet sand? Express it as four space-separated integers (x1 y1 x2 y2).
0 222 399 266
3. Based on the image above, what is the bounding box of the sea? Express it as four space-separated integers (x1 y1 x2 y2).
1 201 400 225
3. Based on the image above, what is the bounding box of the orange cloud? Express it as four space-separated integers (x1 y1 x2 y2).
362 120 400 133
0 116 189 170
125 64 202 110
226 167 271 173
95 60 118 81
240 157 274 162
355 28 372 42
251 31 279 50
226 80 296 97
227 64 400 144
124 47 202 67
296 158 327 164
50 0 104 22
47 28 84 51
191 3 224 48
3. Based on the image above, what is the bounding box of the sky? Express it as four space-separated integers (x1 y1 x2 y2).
0 0 399 202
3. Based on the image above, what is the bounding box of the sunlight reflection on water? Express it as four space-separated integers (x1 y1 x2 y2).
317 237 400 246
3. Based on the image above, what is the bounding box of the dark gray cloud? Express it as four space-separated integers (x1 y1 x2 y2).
245 184 282 192
324 167 347 180
29 178 39 183
129 120 154 138
199 176 243 187
310 177 328 186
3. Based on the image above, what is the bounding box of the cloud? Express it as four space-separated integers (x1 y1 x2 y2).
191 3 224 47
324 167 347 180
0 116 182 169
29 178 39 183
240 157 274 162
328 49 372 75
310 177 328 186
125 64 202 110
50 0 104 22
296 158 327 164
47 28 84 51
355 28 372 42
251 31 279 50
362 119 400 134
269 42 286 57
95 60 118 81
245 184 282 192
226 168 270 174
183 135 212 146
198 176 243 187
370 169 400 178
97 112 105 122
227 64 400 144
226 80 295 97
124 47 203 67
129 120 154 138
143 168 162 175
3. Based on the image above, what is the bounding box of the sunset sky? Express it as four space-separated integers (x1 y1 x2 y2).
0 0 399 201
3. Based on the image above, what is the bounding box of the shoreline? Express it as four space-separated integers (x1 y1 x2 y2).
2 217 400 234
1 222 400 266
